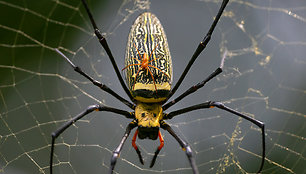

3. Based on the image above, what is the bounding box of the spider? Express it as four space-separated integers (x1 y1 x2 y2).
50 0 265 173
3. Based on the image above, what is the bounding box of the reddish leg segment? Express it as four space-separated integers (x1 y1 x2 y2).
131 129 144 164
132 129 164 167
157 131 164 151
150 131 164 168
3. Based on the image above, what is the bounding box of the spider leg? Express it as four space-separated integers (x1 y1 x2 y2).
147 67 157 91
80 0 134 102
166 0 229 101
148 65 170 78
163 67 221 110
163 50 227 110
55 49 135 109
50 104 133 174
109 121 138 174
132 67 143 90
148 43 159 62
122 63 142 71
131 128 144 165
133 42 144 62
131 57 141 63
160 121 199 174
165 101 265 173
150 130 164 168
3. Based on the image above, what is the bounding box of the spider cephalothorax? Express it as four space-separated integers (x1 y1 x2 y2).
135 103 163 132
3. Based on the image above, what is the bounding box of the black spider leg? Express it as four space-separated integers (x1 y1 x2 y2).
109 120 138 174
163 68 221 110
80 0 134 102
55 49 135 110
163 51 227 111
165 0 229 102
50 104 133 174
164 101 265 173
160 121 199 174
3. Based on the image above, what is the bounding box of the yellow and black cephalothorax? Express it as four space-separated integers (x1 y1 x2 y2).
124 12 173 103
134 103 163 139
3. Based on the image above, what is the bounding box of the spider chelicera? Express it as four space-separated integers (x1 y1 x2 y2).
50 0 265 173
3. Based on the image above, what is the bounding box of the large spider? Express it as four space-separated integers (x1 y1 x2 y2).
50 0 265 173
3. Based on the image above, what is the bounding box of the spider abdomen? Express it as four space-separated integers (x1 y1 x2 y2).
124 12 173 103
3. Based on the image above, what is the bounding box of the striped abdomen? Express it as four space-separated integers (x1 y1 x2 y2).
124 12 172 103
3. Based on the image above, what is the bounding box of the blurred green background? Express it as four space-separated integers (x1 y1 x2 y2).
0 0 305 173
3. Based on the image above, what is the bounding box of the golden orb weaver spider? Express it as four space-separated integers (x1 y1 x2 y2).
50 0 265 173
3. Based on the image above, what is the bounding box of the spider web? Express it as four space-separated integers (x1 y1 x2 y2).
0 0 305 173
